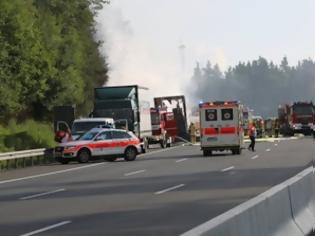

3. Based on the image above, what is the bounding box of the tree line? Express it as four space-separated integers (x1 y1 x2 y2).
189 57 315 117
0 0 108 122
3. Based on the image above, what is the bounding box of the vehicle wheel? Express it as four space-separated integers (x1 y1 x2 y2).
141 138 149 153
160 139 166 148
231 149 236 155
203 150 212 157
236 148 241 155
106 156 117 162
59 158 70 164
124 147 137 161
77 149 90 163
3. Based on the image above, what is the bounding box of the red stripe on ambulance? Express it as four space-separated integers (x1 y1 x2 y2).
203 128 218 135
220 127 236 134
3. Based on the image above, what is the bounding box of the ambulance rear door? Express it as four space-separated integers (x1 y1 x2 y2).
201 105 241 147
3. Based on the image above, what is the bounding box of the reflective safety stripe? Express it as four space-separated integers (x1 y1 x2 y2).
204 128 218 135
220 127 236 134
78 140 139 150
203 127 238 135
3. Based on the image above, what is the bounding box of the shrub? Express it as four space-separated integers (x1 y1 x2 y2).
0 119 55 152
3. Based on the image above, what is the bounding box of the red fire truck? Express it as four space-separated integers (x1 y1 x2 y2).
149 108 178 148
278 102 314 136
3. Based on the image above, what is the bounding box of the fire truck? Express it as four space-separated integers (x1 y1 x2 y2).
199 101 244 156
242 107 253 136
278 102 314 136
149 108 177 148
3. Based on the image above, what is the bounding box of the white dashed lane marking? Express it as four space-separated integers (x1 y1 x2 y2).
221 166 235 172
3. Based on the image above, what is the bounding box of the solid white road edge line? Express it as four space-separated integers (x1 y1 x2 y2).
20 188 65 200
251 155 259 160
155 184 185 195
124 170 146 176
176 158 188 163
0 163 105 185
221 166 235 172
20 221 71 236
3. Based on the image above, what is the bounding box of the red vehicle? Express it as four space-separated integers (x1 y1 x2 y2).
278 102 314 136
149 108 177 148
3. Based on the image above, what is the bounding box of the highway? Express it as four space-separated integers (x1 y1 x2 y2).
0 137 314 236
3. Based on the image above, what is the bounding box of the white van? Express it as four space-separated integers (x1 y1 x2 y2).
71 118 115 140
199 101 244 156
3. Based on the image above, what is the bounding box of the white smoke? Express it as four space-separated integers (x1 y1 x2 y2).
94 6 186 99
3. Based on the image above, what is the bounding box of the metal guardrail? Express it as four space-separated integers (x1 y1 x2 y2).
0 148 46 161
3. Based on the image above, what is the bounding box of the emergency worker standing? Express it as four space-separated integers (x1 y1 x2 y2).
248 123 257 152
189 122 196 144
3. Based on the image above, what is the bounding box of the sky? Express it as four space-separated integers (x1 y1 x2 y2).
95 0 315 102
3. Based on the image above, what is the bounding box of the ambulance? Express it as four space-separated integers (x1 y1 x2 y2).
199 101 244 156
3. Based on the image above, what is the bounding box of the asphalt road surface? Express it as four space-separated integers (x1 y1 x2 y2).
0 137 313 236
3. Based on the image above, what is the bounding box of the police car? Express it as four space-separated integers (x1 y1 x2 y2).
54 128 142 164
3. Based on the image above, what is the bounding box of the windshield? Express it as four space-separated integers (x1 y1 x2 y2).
72 122 106 133
293 105 313 115
78 131 99 141
151 113 160 125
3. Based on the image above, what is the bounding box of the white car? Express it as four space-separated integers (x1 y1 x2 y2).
55 128 142 164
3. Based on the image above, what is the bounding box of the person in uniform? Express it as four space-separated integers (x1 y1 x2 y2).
189 122 196 144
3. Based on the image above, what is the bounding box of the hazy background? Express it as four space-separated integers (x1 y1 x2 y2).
95 0 315 117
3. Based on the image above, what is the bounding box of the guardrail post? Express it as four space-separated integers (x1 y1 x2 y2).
6 160 10 170
23 158 26 168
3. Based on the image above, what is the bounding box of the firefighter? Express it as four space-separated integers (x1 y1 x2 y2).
189 122 196 144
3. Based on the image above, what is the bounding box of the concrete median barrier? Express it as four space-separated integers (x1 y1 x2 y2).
287 167 315 235
181 168 315 236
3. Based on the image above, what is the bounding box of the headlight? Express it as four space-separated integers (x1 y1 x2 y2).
64 146 76 150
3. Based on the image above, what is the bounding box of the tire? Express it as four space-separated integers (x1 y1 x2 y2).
106 156 117 162
77 149 91 163
59 158 70 164
160 139 166 149
203 150 212 157
236 148 241 155
231 149 236 155
124 147 137 161
141 138 148 153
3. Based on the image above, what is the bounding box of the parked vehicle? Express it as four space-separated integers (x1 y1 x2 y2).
55 127 142 164
150 107 177 148
278 102 314 136
251 116 265 138
71 118 115 140
199 101 244 156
